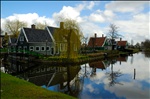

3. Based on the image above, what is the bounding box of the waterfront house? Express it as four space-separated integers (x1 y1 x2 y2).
117 38 128 50
46 22 81 57
88 33 112 51
17 24 55 55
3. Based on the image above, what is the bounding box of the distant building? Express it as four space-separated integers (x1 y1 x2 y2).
117 38 128 50
88 33 112 50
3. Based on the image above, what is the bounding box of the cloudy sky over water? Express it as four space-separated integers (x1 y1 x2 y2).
1 1 150 44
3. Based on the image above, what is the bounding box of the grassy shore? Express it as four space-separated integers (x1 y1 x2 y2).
1 72 76 99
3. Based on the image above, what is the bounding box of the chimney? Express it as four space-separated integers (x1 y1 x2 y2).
120 38 122 41
102 34 104 37
60 22 64 29
94 33 97 38
31 24 35 29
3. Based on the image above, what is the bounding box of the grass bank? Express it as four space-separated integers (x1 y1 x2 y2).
34 50 120 65
1 72 76 99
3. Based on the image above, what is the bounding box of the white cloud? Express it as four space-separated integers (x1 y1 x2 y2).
1 13 55 34
53 6 80 21
89 13 105 23
114 12 150 43
1 1 149 44
105 1 148 13
87 1 95 10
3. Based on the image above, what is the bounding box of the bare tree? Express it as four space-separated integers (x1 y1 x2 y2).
106 60 123 87
107 23 121 50
34 22 48 29
5 19 27 38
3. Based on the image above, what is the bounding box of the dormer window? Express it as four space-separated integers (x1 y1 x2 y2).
20 36 24 41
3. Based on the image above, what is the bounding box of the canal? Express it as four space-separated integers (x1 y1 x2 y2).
1 52 150 99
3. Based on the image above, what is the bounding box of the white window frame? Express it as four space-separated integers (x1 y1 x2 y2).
29 46 34 51
35 46 40 51
41 46 45 51
20 36 24 41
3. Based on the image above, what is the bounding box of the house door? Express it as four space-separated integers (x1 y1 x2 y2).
51 48 54 55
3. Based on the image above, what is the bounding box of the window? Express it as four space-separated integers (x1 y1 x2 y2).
46 46 50 51
20 36 24 41
41 46 45 51
29 46 34 51
35 46 40 51
60 43 63 51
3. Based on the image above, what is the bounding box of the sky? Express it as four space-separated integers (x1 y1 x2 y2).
1 1 150 44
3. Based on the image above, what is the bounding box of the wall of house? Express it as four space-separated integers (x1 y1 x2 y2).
16 30 55 55
28 42 55 55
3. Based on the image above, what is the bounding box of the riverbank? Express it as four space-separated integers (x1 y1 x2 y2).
33 50 133 65
1 72 76 99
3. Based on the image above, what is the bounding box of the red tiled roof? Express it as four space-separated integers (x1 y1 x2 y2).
117 41 127 46
88 37 106 47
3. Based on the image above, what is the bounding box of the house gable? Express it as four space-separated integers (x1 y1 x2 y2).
23 28 52 43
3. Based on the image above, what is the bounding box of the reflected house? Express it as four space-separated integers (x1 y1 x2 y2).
89 60 110 70
117 56 128 65
24 65 81 88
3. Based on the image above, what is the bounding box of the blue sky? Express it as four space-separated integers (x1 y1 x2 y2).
1 1 150 44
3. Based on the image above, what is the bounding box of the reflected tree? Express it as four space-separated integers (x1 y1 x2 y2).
106 60 123 87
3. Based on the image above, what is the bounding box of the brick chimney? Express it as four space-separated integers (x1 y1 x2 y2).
120 38 122 41
31 24 35 29
94 33 97 38
60 22 64 29
102 34 104 37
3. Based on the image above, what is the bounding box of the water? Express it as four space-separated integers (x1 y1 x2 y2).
1 52 150 99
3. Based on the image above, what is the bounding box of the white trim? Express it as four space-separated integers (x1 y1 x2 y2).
46 26 55 43
16 28 28 44
29 46 34 51
22 28 28 42
41 46 45 51
35 46 40 51
102 38 107 47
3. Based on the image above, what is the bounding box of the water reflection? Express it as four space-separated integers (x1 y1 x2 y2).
1 52 150 99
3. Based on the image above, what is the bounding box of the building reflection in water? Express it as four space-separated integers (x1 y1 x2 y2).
1 55 136 97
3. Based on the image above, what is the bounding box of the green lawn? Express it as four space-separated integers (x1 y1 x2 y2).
1 72 76 99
